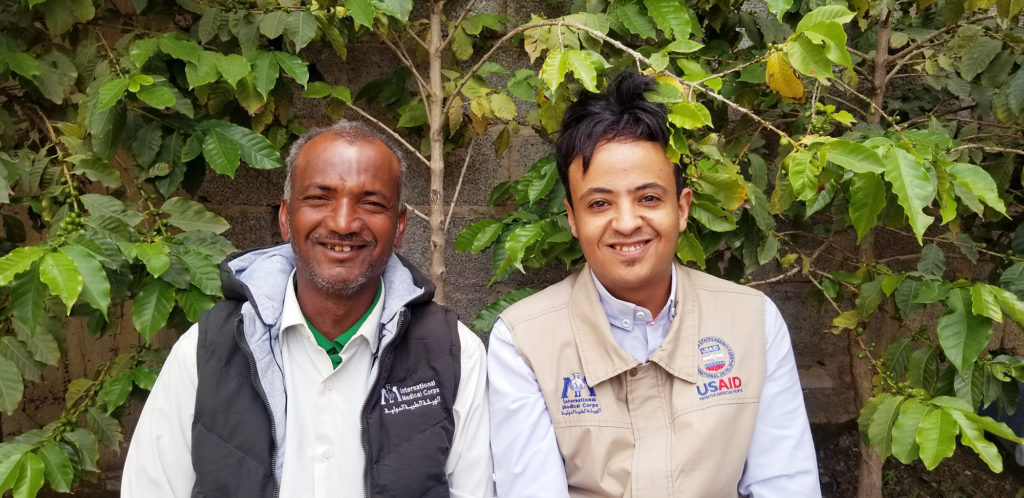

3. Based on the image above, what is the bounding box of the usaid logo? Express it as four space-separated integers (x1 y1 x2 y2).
697 336 735 379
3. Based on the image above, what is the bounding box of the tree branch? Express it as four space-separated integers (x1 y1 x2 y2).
950 144 1024 156
444 137 475 232
405 203 430 221
379 33 430 100
440 0 480 51
889 13 996 64
342 100 431 167
405 25 429 51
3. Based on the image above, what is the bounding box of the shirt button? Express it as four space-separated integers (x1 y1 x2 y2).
323 448 333 459
325 381 335 391
629 368 639 377
621 319 631 327
637 311 646 318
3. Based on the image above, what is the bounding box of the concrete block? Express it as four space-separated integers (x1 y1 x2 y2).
197 166 285 207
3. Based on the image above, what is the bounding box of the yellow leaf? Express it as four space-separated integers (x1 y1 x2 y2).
766 51 805 103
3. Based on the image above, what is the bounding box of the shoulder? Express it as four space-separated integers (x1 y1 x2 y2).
500 272 580 325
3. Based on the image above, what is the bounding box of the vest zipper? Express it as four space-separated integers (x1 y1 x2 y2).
362 307 408 498
233 314 281 498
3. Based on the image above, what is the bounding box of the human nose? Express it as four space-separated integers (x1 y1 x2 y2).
610 203 642 234
326 200 363 234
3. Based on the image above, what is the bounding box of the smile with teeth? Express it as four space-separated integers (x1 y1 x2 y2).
328 245 354 252
611 241 647 252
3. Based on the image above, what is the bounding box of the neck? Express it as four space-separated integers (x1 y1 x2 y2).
295 278 379 341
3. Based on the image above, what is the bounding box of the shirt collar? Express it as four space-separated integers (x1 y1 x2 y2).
590 265 677 327
280 270 383 353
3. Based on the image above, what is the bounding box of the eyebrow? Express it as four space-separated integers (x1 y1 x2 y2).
578 182 668 199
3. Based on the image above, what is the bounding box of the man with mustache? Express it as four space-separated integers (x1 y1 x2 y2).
123 121 494 497
487 73 819 497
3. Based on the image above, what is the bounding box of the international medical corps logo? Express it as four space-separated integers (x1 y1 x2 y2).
697 336 735 379
559 372 601 415
380 380 441 415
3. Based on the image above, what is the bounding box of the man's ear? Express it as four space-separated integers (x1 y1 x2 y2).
278 198 290 241
564 198 579 238
677 188 693 233
393 207 408 249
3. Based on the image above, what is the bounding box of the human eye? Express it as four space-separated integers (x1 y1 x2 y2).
587 199 609 209
640 194 661 204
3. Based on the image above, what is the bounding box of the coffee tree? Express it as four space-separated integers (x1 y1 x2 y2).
457 0 1024 494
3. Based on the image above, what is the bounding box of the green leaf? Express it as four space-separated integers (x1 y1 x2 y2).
161 197 230 234
1001 262 1024 300
917 244 946 279
822 140 885 174
970 284 1002 322
131 366 158 390
202 129 241 177
0 338 44 383
947 409 1002 472
794 6 855 34
456 220 503 254
765 0 794 18
883 148 935 244
540 50 568 91
397 99 427 128
37 443 72 493
84 407 123 448
452 27 473 61
489 94 517 120
667 101 712 130
565 51 598 93
197 120 284 170
937 288 992 374
178 251 221 296
784 35 832 80
259 10 287 39
785 150 818 201
158 34 200 63
0 246 46 286
38 251 82 313
63 428 98 473
694 173 746 210
274 52 309 87
800 21 852 70
346 0 374 28
990 286 1024 327
131 277 175 342
867 394 904 458
79 194 142 226
134 242 170 278
95 78 130 112
136 84 176 109
177 287 216 322
218 54 250 87
891 399 928 464
882 338 911 381
129 38 159 68
946 163 1008 216
302 81 331 98
470 288 537 333
959 37 1003 82
185 51 220 88
907 346 939 391
644 0 692 38
848 173 885 243
5 52 41 79
284 10 317 50
12 452 43 498
675 229 706 268
249 51 279 99
0 357 23 416
690 200 736 232
72 158 120 188
916 407 958 469
0 444 31 493
1004 70 1024 116
97 373 133 414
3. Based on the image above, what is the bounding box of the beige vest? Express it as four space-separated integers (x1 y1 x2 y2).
501 263 767 498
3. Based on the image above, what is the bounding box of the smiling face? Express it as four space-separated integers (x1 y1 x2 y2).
279 133 406 300
565 140 691 311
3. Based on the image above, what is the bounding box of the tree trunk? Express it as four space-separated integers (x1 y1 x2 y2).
852 230 883 498
427 1 448 302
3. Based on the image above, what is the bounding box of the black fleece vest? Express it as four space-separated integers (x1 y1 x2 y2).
191 296 461 498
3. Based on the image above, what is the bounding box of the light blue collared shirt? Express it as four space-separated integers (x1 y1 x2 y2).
591 266 677 364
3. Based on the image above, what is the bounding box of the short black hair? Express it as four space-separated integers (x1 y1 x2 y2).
555 72 682 205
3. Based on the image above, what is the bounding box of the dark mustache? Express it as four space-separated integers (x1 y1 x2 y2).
312 232 376 247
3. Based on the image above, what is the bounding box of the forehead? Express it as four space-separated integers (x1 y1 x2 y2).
569 140 674 190
293 134 400 186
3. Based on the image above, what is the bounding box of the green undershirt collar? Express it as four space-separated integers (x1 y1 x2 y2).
296 275 382 369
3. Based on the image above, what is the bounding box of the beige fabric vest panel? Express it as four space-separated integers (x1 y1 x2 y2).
501 263 767 498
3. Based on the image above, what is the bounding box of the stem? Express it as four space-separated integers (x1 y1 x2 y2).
427 0 448 302
379 33 430 101
444 137 474 232
341 101 430 167
440 0 481 51
868 8 891 126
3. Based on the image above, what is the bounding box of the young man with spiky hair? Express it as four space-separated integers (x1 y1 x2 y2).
487 73 820 497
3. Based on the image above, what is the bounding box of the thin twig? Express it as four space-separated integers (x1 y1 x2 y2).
342 101 431 167
688 54 768 100
444 138 475 232
890 14 996 64
899 104 976 128
379 33 430 99
405 203 430 221
950 144 1024 156
887 41 944 80
94 28 125 78
440 0 481 52
846 46 870 62
405 25 429 51
822 93 870 119
745 266 800 286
